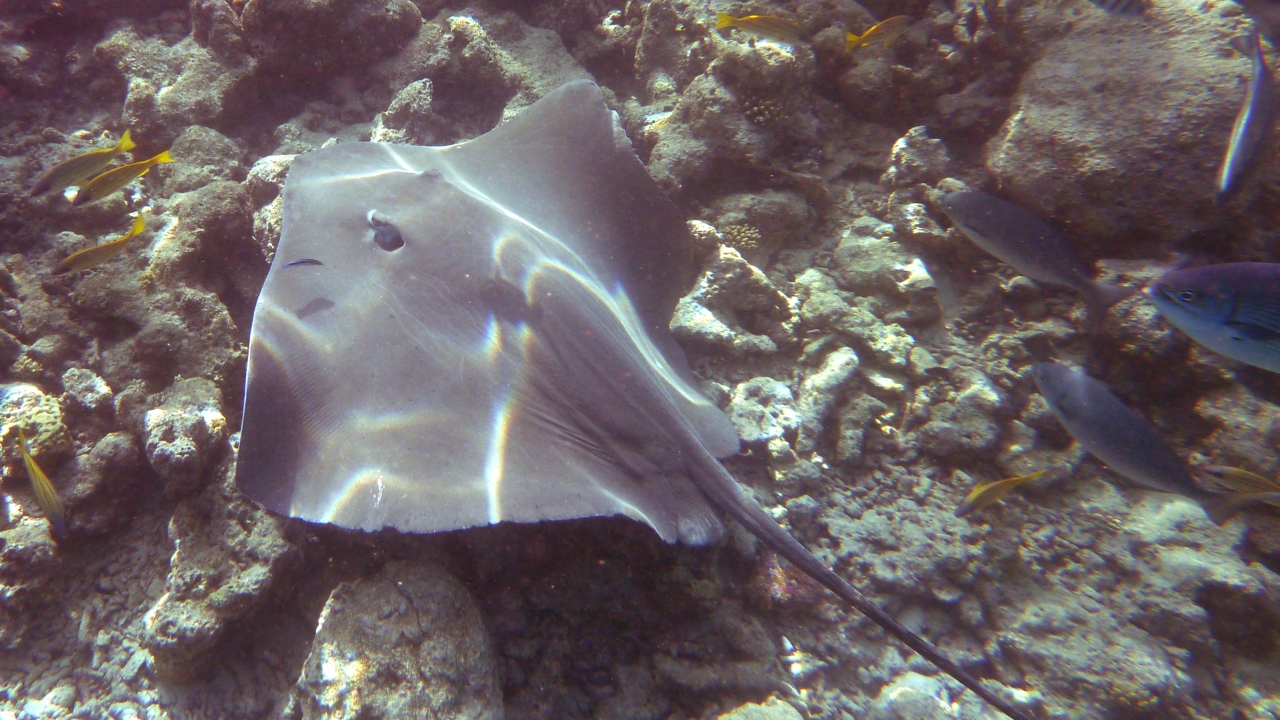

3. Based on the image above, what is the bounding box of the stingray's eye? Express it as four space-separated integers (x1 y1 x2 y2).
367 210 405 251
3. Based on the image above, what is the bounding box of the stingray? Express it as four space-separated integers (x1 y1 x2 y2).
235 80 1031 720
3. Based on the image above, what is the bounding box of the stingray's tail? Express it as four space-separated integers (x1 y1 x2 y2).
692 454 1035 720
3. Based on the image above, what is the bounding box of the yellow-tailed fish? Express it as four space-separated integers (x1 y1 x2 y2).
30 130 136 197
72 149 173 206
846 15 913 51
54 214 148 275
715 13 805 43
17 428 66 537
1203 465 1280 509
955 470 1048 517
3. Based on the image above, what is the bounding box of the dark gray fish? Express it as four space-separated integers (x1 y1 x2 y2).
1087 0 1145 14
1032 362 1279 523
1217 30 1278 201
937 191 1136 317
1147 262 1280 373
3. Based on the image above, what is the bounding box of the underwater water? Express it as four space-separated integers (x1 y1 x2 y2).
5 0 1280 718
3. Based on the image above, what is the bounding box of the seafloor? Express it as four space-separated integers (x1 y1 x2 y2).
3 0 1280 718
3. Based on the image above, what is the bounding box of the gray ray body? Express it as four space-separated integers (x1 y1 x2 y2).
937 191 1134 315
235 80 1031 720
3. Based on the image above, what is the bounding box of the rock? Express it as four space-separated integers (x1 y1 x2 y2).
647 35 817 199
671 245 796 356
795 346 860 453
0 382 71 477
143 459 300 682
708 190 814 264
985 9 1248 252
634 0 712 101
293 560 501 720
0 518 62 648
836 394 890 467
142 378 228 496
715 696 803 720
95 20 255 145
73 274 246 400
243 0 422 77
880 126 951 188
162 126 246 194
60 367 113 413
60 432 143 537
11 333 75 383
867 673 951 720
244 154 295 208
671 298 777 356
916 366 1004 460
372 78 444 145
728 378 800 463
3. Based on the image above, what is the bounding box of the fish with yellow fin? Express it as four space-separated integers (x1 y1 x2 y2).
715 12 805 43
16 428 66 537
72 150 173 206
955 470 1049 517
54 214 148 275
30 130 136 197
1203 465 1280 509
846 15 913 51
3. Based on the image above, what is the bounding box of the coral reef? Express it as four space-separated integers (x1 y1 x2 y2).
3 0 1280 718
291 559 500 719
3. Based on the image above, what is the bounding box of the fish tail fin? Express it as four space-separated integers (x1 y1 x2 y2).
1085 282 1138 325
1202 491 1280 525
715 13 736 29
129 214 146 236
846 31 863 50
117 129 136 152
153 150 174 164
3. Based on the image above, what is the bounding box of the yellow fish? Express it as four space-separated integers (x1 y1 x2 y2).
715 13 805 43
17 428 66 537
1202 465 1280 509
30 130 136 197
955 470 1048 517
54 214 148 275
72 150 173 206
846 15 913 51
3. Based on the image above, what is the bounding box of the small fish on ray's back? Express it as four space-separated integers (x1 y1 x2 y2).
846 15 913 51
1146 262 1280 374
72 149 174 206
714 12 805 43
53 213 149 275
29 129 136 197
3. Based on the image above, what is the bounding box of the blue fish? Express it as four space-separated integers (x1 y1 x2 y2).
1217 29 1277 201
1147 262 1280 372
1032 361 1280 524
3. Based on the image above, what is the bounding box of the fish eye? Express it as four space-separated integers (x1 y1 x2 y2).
367 210 405 252
1177 290 1199 303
